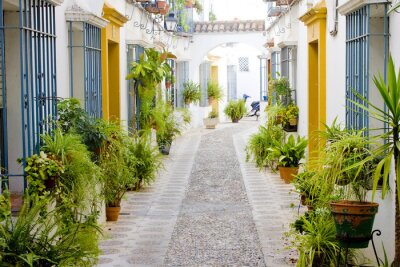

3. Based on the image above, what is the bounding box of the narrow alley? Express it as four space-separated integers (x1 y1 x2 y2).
97 120 299 266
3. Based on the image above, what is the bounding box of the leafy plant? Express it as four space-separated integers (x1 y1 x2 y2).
18 152 64 196
350 56 400 262
129 135 162 190
156 104 181 147
182 81 201 105
41 129 101 224
290 208 344 266
178 108 191 125
224 100 246 122
269 135 307 167
270 76 291 105
265 104 286 127
0 192 101 266
246 125 285 169
207 82 224 102
99 131 134 208
284 103 299 124
208 111 219 119
57 98 87 133
193 0 203 14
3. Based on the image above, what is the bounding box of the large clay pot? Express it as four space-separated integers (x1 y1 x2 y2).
330 200 379 248
106 206 121 221
278 166 299 184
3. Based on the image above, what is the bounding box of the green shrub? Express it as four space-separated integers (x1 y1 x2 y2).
207 82 223 101
182 81 201 105
268 135 308 167
224 100 246 122
0 192 101 266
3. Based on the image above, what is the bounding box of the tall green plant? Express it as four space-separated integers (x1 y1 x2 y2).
126 48 172 131
207 82 224 102
0 192 101 266
182 81 201 105
350 56 400 264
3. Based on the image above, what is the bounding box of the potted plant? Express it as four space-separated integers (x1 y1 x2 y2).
18 152 64 194
185 0 193 8
269 135 307 183
203 111 219 129
207 82 223 105
246 125 285 169
224 100 246 123
182 81 201 106
156 105 181 155
283 103 299 132
165 71 175 89
100 133 132 221
307 127 380 249
193 0 203 14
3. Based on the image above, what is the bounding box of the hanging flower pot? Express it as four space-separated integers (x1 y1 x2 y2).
160 4 170 15
185 0 194 8
289 117 298 126
145 4 160 14
166 81 171 88
157 0 167 9
330 200 379 248
278 166 299 184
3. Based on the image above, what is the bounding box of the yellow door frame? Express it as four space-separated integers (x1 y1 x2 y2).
101 4 128 120
211 65 219 113
299 0 327 156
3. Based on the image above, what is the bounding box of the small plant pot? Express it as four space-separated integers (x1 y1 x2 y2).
106 206 121 221
185 0 194 7
159 5 170 15
159 143 171 155
157 0 167 9
232 118 239 123
166 82 171 88
145 4 160 14
300 194 306 206
330 200 379 248
278 166 299 184
283 123 298 132
203 118 218 129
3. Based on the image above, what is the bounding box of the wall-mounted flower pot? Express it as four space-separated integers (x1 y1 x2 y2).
160 4 170 15
157 0 167 9
330 200 379 248
283 123 297 132
278 166 299 184
203 118 218 129
289 117 298 126
159 143 171 155
145 4 160 14
106 206 121 221
165 81 171 88
185 0 194 7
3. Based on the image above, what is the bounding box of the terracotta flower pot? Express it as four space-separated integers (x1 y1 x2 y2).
166 81 171 88
278 166 299 184
157 0 166 9
106 206 121 221
330 200 379 248
185 0 193 7
159 5 170 15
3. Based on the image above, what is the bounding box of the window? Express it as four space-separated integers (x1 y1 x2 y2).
0 0 58 191
239 57 249 72
127 45 144 130
345 4 389 132
281 46 297 103
259 57 268 102
227 65 237 100
166 59 176 107
176 61 189 108
271 51 281 79
199 62 211 107
68 22 102 118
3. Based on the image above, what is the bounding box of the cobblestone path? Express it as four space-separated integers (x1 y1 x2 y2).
164 123 265 266
97 120 299 267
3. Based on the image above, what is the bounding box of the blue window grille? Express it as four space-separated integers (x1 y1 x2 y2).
127 44 144 130
271 51 281 79
0 0 58 191
281 46 297 104
68 21 102 118
345 4 389 132
176 61 189 108
259 57 268 102
166 59 176 107
199 61 211 107
227 65 237 101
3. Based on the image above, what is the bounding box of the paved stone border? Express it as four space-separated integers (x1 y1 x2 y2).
96 130 201 266
233 122 302 266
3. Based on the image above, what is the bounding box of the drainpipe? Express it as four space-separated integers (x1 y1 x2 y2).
329 0 339 36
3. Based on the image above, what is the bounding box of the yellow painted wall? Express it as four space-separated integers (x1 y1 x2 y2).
300 0 327 156
101 4 127 120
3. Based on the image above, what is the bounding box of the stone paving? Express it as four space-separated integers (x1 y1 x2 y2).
97 120 301 266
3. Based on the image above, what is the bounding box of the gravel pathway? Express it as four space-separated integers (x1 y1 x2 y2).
164 123 266 266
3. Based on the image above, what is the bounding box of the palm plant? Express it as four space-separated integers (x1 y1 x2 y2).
207 82 223 102
350 56 400 264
